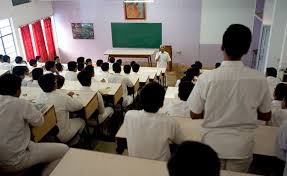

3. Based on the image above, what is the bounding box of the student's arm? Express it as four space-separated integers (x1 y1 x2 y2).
258 81 272 122
97 93 105 114
23 101 44 127
187 77 205 119
155 52 160 62
171 120 185 144
65 95 84 112
125 78 133 88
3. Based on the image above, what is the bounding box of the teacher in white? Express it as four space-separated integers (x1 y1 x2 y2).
155 45 171 69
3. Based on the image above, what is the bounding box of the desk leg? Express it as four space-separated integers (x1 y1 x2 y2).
116 138 127 154
148 56 152 67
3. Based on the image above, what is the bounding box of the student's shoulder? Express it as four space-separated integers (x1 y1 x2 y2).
125 110 141 117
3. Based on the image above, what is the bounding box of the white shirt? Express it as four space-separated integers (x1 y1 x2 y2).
125 110 184 161
188 61 271 159
95 67 102 75
275 121 287 175
267 76 281 96
163 99 190 118
79 86 105 115
155 51 171 68
0 95 43 166
26 80 40 88
0 63 14 73
35 91 83 142
65 71 78 81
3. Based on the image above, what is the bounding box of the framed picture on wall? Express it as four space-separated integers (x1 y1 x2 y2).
71 23 94 39
124 2 146 20
12 0 30 6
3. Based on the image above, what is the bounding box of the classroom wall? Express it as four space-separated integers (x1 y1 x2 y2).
263 0 275 25
52 0 202 65
0 0 53 57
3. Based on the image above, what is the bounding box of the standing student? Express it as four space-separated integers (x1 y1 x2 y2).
131 63 140 75
26 68 43 88
86 59 92 66
155 45 171 69
125 82 184 161
0 55 13 72
37 74 85 143
45 61 59 75
188 24 271 172
0 74 68 176
266 67 281 96
65 61 78 81
167 141 220 176
124 65 131 76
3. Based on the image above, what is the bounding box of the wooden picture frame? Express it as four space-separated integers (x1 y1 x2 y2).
124 2 146 20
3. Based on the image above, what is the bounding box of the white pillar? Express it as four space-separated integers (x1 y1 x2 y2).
279 22 287 69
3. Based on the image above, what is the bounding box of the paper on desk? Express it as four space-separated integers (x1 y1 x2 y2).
99 87 111 94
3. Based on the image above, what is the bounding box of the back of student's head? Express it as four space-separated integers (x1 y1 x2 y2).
12 66 29 79
132 63 140 73
56 63 63 72
35 56 41 62
77 57 85 64
124 65 131 74
78 71 92 87
56 75 65 89
3 55 10 63
32 68 43 81
113 63 121 73
86 58 92 65
274 83 287 101
0 74 22 97
54 56 60 62
109 57 115 63
185 67 200 80
215 63 221 68
101 62 109 72
38 74 56 93
140 82 165 113
266 67 277 78
84 65 95 77
116 59 122 66
68 61 77 71
194 61 203 70
15 56 23 64
45 61 56 71
130 61 136 66
167 141 220 176
29 59 37 67
96 59 103 67
222 24 252 59
178 81 195 101
77 63 85 72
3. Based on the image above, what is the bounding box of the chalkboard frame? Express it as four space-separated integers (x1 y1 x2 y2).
12 0 30 6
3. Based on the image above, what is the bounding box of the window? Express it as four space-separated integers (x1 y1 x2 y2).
0 19 17 59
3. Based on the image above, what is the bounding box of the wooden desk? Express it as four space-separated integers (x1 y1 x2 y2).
129 75 149 87
50 149 260 176
104 49 156 67
116 119 278 157
165 87 178 99
0 69 8 76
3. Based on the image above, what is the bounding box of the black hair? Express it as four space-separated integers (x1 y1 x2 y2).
109 57 115 63
274 83 287 101
15 56 23 64
77 57 85 64
101 62 109 72
266 67 277 78
178 81 194 101
167 141 220 176
96 59 103 67
45 61 56 71
54 56 59 61
132 63 140 73
124 65 131 74
116 59 122 66
222 24 252 59
215 63 221 68
113 63 121 73
38 73 56 93
84 65 95 77
194 61 203 70
77 71 92 87
140 82 165 113
35 56 41 62
68 61 77 71
56 75 65 89
32 68 44 81
56 63 63 72
29 59 37 67
3 55 10 63
12 66 29 78
77 63 85 72
86 58 92 65
130 61 136 66
0 74 22 96
186 68 200 80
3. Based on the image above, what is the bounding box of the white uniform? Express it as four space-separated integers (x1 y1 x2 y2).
155 51 171 68
26 80 40 88
267 76 281 96
36 91 85 143
64 71 78 81
0 95 68 175
188 61 271 172
276 121 287 175
0 63 14 73
163 99 190 118
125 110 184 161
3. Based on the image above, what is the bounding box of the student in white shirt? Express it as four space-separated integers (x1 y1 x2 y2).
131 63 140 75
0 55 14 73
108 63 133 107
29 59 38 69
125 82 184 161
56 63 64 74
164 81 194 118
275 121 287 176
167 141 220 176
266 67 281 96
12 66 29 86
175 67 199 87
56 75 65 90
37 73 85 143
123 64 131 76
65 61 78 81
188 24 271 172
26 68 43 88
155 45 171 69
0 74 68 176
44 61 59 75
86 58 92 66
78 71 114 124
271 85 287 127
95 59 103 75
108 57 115 69
14 56 27 66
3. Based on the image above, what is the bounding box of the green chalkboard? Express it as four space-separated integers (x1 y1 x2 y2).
111 23 162 48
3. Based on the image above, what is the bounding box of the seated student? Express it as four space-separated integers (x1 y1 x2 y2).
56 63 64 73
116 59 122 66
95 59 104 74
167 141 220 176
131 63 140 75
77 63 85 72
29 59 38 68
101 62 110 77
215 62 221 68
194 61 203 70
175 67 200 87
86 58 92 66
125 82 184 161
130 61 136 67
108 63 133 107
0 74 69 176
77 71 114 124
108 57 115 68
124 65 131 76
35 56 42 62
56 75 65 90
65 61 78 81
163 81 195 118
26 68 44 88
266 67 281 96
271 87 287 127
0 55 13 72
14 56 27 66
77 57 85 65
36 74 85 143
12 66 29 86
45 61 59 75
54 56 60 64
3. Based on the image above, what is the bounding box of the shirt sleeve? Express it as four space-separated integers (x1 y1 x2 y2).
97 93 105 114
125 78 133 88
258 81 272 113
172 119 185 144
187 77 205 114
64 95 84 112
23 101 44 127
